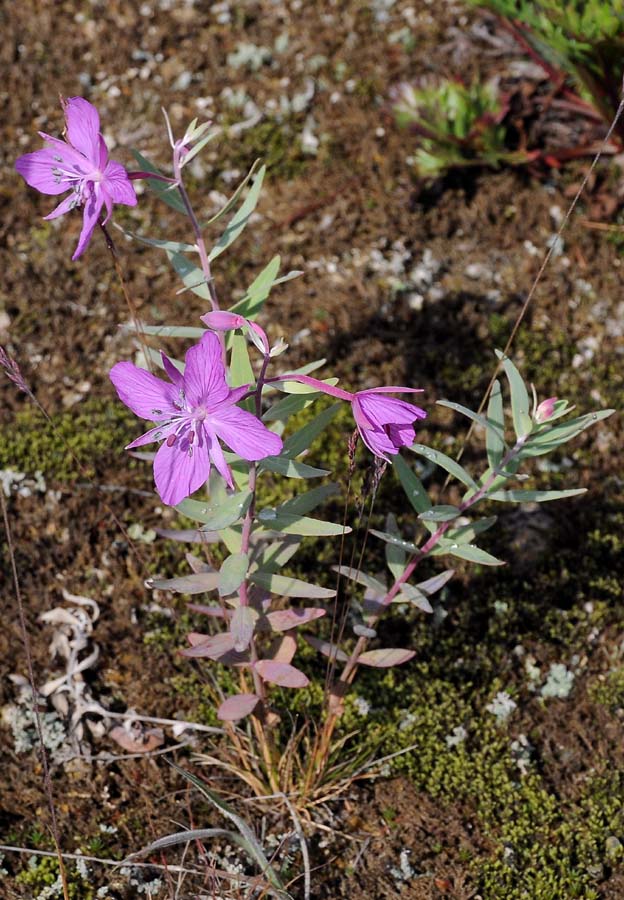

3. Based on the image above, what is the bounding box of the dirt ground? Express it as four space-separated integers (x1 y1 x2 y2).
1 1 623 898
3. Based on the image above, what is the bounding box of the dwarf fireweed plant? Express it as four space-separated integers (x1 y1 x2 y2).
14 97 614 800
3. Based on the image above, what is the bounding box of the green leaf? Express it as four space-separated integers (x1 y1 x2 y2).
177 491 252 530
230 255 280 320
496 350 532 438
229 333 255 412
419 505 461 522
166 762 289 896
249 571 335 599
436 542 504 566
122 323 205 339
273 377 340 395
521 409 615 456
395 582 432 613
208 165 266 262
358 648 415 668
370 529 419 554
115 228 197 254
445 515 497 544
409 444 479 491
255 512 349 536
281 402 341 458
392 455 435 532
486 488 587 503
166 251 211 300
333 565 387 595
220 527 243 554
384 513 406 580
253 538 301 572
181 129 219 167
277 482 339 517
486 379 505 469
219 552 249 596
131 150 186 213
263 392 319 423
437 400 507 444
258 456 329 479
203 159 261 226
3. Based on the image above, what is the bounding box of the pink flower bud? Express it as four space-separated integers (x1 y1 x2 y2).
535 397 557 423
201 311 246 331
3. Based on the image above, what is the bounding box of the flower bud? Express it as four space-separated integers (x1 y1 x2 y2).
535 397 557 423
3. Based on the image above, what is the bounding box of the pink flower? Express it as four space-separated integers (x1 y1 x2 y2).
15 97 137 260
535 397 557 424
109 332 283 506
266 374 427 461
351 388 427 460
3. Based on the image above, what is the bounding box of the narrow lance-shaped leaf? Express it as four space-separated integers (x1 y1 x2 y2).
166 250 211 300
436 400 507 445
230 606 259 651
249 571 335 599
520 409 615 456
166 762 288 895
445 515 497 545
302 634 348 662
496 350 532 438
254 659 309 688
281 402 341 458
203 159 261 226
219 552 249 596
358 648 416 668
131 150 186 213
208 165 266 262
486 379 506 469
416 569 455 595
255 511 350 536
277 482 339 517
147 572 219 594
177 491 252 531
266 608 326 632
392 454 436 534
259 456 329 479
384 513 406 580
410 444 479 491
370 529 419 554
434 542 504 566
230 254 280 320
486 488 587 503
333 565 387 595
419 505 462 522
217 693 260 722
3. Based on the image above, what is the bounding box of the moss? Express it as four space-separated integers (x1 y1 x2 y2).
590 667 624 712
0 398 136 482
225 118 309 181
16 855 94 899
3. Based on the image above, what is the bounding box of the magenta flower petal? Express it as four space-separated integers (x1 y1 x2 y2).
72 190 104 260
64 97 102 161
154 430 210 507
126 422 178 450
44 194 80 220
183 332 229 408
111 333 284 506
103 160 138 206
109 361 180 420
161 352 184 388
205 427 234 488
212 405 283 461
15 97 137 260
15 148 77 196
352 390 426 460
